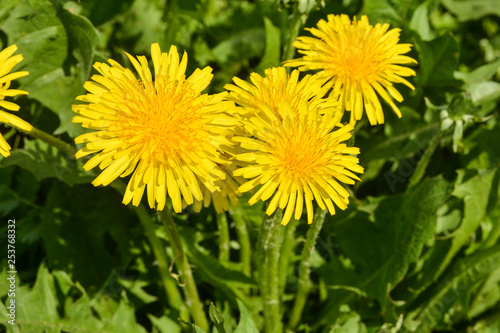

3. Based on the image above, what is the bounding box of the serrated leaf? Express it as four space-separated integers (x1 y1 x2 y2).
234 299 259 333
436 168 499 277
14 263 59 332
336 177 450 305
148 314 181 333
209 303 227 333
409 244 500 333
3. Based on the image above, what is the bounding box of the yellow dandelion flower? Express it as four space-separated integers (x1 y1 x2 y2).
284 14 417 125
225 67 341 119
73 43 238 212
233 102 363 225
0 44 30 157
194 162 241 214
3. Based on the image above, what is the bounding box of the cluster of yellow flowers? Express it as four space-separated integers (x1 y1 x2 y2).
0 15 416 225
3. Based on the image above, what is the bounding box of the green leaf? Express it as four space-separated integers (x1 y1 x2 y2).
255 17 281 75
101 292 147 333
0 139 92 186
441 0 500 21
209 303 227 333
212 27 266 64
234 299 259 333
335 177 450 306
359 0 400 25
409 1 436 41
437 168 499 276
414 33 462 89
57 1 100 82
38 181 139 289
14 263 59 331
148 314 181 333
408 244 500 332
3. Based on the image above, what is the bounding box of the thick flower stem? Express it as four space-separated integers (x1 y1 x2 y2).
288 207 327 330
158 208 209 331
278 219 298 296
230 205 252 278
215 212 230 262
256 209 283 333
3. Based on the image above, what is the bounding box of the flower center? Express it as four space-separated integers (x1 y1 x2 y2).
271 128 328 181
114 77 208 163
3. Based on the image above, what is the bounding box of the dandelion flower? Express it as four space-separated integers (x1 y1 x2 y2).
194 162 241 214
73 43 238 212
285 14 417 125
233 102 363 225
225 67 341 119
0 44 30 157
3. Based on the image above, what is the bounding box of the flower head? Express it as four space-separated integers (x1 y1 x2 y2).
0 44 30 157
233 103 363 225
285 14 417 125
225 67 341 119
73 43 238 212
194 162 241 214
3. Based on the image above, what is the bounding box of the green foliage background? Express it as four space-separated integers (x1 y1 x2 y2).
0 0 500 332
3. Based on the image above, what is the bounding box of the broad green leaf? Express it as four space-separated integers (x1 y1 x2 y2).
14 263 59 332
255 17 281 75
436 168 498 278
407 244 500 332
414 33 461 89
455 59 500 85
38 181 139 289
467 81 500 106
2 1 68 87
118 279 158 305
409 1 436 41
148 314 181 333
0 139 91 186
57 1 100 82
234 299 259 333
462 120 500 169
209 303 227 333
212 27 266 64
335 177 450 305
441 0 500 21
359 0 400 25
469 268 500 318
100 292 147 333
406 168 499 294
1 0 88 136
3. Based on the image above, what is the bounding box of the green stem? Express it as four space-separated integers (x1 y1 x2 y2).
282 6 303 64
256 209 284 333
230 205 252 278
288 207 327 330
278 219 298 296
109 183 183 313
28 126 77 157
215 212 230 262
159 208 209 331
408 129 443 188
